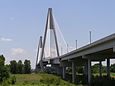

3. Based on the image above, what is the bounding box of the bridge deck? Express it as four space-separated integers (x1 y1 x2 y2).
60 33 115 61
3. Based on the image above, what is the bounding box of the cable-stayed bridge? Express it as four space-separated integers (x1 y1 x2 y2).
35 8 115 85
35 8 68 71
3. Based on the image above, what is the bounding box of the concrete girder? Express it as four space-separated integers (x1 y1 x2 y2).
82 55 105 61
82 52 115 61
61 39 115 61
60 61 72 67
113 46 115 52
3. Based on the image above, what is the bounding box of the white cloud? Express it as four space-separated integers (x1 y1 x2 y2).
0 37 13 42
11 48 26 55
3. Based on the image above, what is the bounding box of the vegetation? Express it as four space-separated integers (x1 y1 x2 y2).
66 63 115 75
0 55 9 83
24 60 31 74
91 63 106 73
10 60 18 74
10 59 31 74
1 73 77 86
110 63 115 73
0 55 115 86
92 63 115 73
17 60 23 74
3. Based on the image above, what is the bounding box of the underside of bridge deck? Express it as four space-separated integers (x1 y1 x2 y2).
61 47 115 85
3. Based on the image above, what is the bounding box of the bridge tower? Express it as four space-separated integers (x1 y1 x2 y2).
36 8 60 71
35 36 42 70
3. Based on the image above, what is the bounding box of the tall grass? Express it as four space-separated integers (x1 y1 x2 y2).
8 73 77 86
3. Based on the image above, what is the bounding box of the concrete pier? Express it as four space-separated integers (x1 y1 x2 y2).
88 59 91 85
72 61 76 83
62 66 66 79
99 60 102 77
107 58 110 77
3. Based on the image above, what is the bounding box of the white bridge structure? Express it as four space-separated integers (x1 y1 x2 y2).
36 8 115 85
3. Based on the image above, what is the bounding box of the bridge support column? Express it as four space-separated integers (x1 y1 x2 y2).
99 60 102 77
40 61 44 71
84 60 88 76
56 67 62 76
88 59 91 86
107 58 110 77
72 61 76 83
62 66 66 79
52 65 62 75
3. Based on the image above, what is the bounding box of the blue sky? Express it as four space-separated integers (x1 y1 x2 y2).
0 0 115 68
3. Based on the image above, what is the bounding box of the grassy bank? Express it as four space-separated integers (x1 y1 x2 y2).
7 73 79 86
1 73 115 86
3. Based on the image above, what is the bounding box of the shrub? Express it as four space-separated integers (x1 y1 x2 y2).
11 76 16 85
2 79 9 86
0 66 10 83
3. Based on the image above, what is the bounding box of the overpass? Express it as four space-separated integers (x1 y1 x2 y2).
59 33 115 84
36 8 115 85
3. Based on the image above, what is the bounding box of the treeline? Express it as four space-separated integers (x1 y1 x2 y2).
8 59 31 74
0 55 32 84
77 63 115 73
92 63 115 73
66 63 115 74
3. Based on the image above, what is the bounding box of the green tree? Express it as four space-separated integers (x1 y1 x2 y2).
92 63 107 73
10 60 18 74
110 63 115 73
5 64 10 72
0 55 9 83
17 60 23 74
24 60 31 74
102 66 106 73
0 55 5 66
77 66 83 73
92 64 99 73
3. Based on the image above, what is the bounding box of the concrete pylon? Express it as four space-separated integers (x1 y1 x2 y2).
72 61 76 83
107 58 110 77
35 36 42 70
39 8 60 71
88 59 91 86
62 66 66 79
99 60 102 77
84 60 88 76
